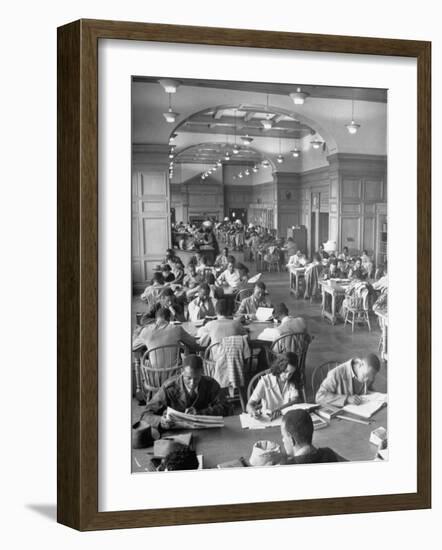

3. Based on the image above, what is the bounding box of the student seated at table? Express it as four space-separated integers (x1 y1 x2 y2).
195 254 209 275
338 246 350 262
140 355 227 430
360 250 373 278
322 259 346 280
315 353 381 407
142 287 186 323
205 272 224 300
168 256 184 284
247 352 304 420
336 258 348 277
161 264 175 283
182 263 203 300
140 272 165 303
348 257 367 280
273 303 306 335
216 256 245 291
188 283 217 322
133 307 198 359
281 409 346 464
236 281 272 319
214 247 229 271
197 298 246 347
287 250 307 269
163 248 183 268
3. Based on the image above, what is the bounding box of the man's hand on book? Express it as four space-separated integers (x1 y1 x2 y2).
184 407 197 415
347 395 362 405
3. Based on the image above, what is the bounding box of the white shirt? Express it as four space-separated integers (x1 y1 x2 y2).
216 268 242 289
250 373 300 413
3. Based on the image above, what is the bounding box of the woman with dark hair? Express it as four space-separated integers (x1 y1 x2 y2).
246 352 304 419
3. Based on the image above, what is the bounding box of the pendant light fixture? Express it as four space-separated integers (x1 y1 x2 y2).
240 134 254 145
261 94 273 130
158 79 181 93
276 135 284 164
310 138 323 150
346 95 361 134
232 109 240 154
291 136 301 157
290 86 310 105
163 93 180 123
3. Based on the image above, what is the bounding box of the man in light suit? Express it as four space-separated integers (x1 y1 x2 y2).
315 353 381 406
197 299 246 347
236 281 272 319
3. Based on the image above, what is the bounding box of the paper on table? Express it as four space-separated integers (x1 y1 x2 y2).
240 403 319 430
342 392 387 419
247 273 262 284
256 327 280 342
255 307 274 322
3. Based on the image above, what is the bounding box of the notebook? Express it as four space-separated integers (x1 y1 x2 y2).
256 327 280 342
342 392 387 419
255 307 274 322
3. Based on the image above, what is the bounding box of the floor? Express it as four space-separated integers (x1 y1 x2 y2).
132 249 387 414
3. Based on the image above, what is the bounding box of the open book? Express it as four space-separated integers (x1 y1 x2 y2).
342 392 387 419
256 327 280 342
165 407 224 429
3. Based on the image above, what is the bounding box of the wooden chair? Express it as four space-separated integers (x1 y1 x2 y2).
234 287 253 311
247 368 270 401
344 296 371 332
142 344 182 370
140 363 183 401
203 342 222 377
310 360 339 402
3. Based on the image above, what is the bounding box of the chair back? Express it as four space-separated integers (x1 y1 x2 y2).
310 360 339 401
345 295 366 311
203 342 222 377
142 344 182 370
269 332 314 387
247 369 270 401
140 363 183 397
234 288 253 308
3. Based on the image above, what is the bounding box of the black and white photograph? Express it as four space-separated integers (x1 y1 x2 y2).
130 76 388 473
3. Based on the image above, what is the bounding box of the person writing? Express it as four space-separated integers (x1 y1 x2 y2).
236 282 272 319
247 352 305 420
140 355 227 430
315 353 381 406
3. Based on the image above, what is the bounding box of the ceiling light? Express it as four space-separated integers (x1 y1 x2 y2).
216 160 222 167
252 165 259 173
346 121 360 134
245 168 250 176
163 93 180 123
163 109 179 123
224 152 231 161
238 172 243 178
240 135 254 145
346 98 361 134
169 133 177 143
232 144 240 155
311 140 323 150
158 79 181 93
261 118 273 130
276 154 284 164
262 159 270 168
290 87 310 105
291 148 301 158
169 153 174 159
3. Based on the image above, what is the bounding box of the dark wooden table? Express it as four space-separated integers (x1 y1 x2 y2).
132 407 387 471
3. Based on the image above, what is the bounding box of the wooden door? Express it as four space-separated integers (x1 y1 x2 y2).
132 170 170 290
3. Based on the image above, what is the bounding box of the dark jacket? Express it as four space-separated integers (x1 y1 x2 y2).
289 447 346 464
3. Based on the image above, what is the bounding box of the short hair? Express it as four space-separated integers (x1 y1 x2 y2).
156 307 171 322
362 249 368 255
216 298 229 316
329 259 338 267
162 264 172 272
226 255 236 265
223 247 229 254
236 262 249 274
166 248 174 256
152 272 165 285
205 273 215 285
255 281 266 292
163 447 199 471
312 253 321 262
199 282 210 293
273 302 289 318
363 353 381 372
160 287 174 298
282 409 314 446
182 354 203 371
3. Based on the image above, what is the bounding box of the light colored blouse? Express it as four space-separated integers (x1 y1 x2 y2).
250 373 300 413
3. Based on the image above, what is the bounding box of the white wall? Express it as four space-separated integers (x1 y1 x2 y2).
1 1 440 548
